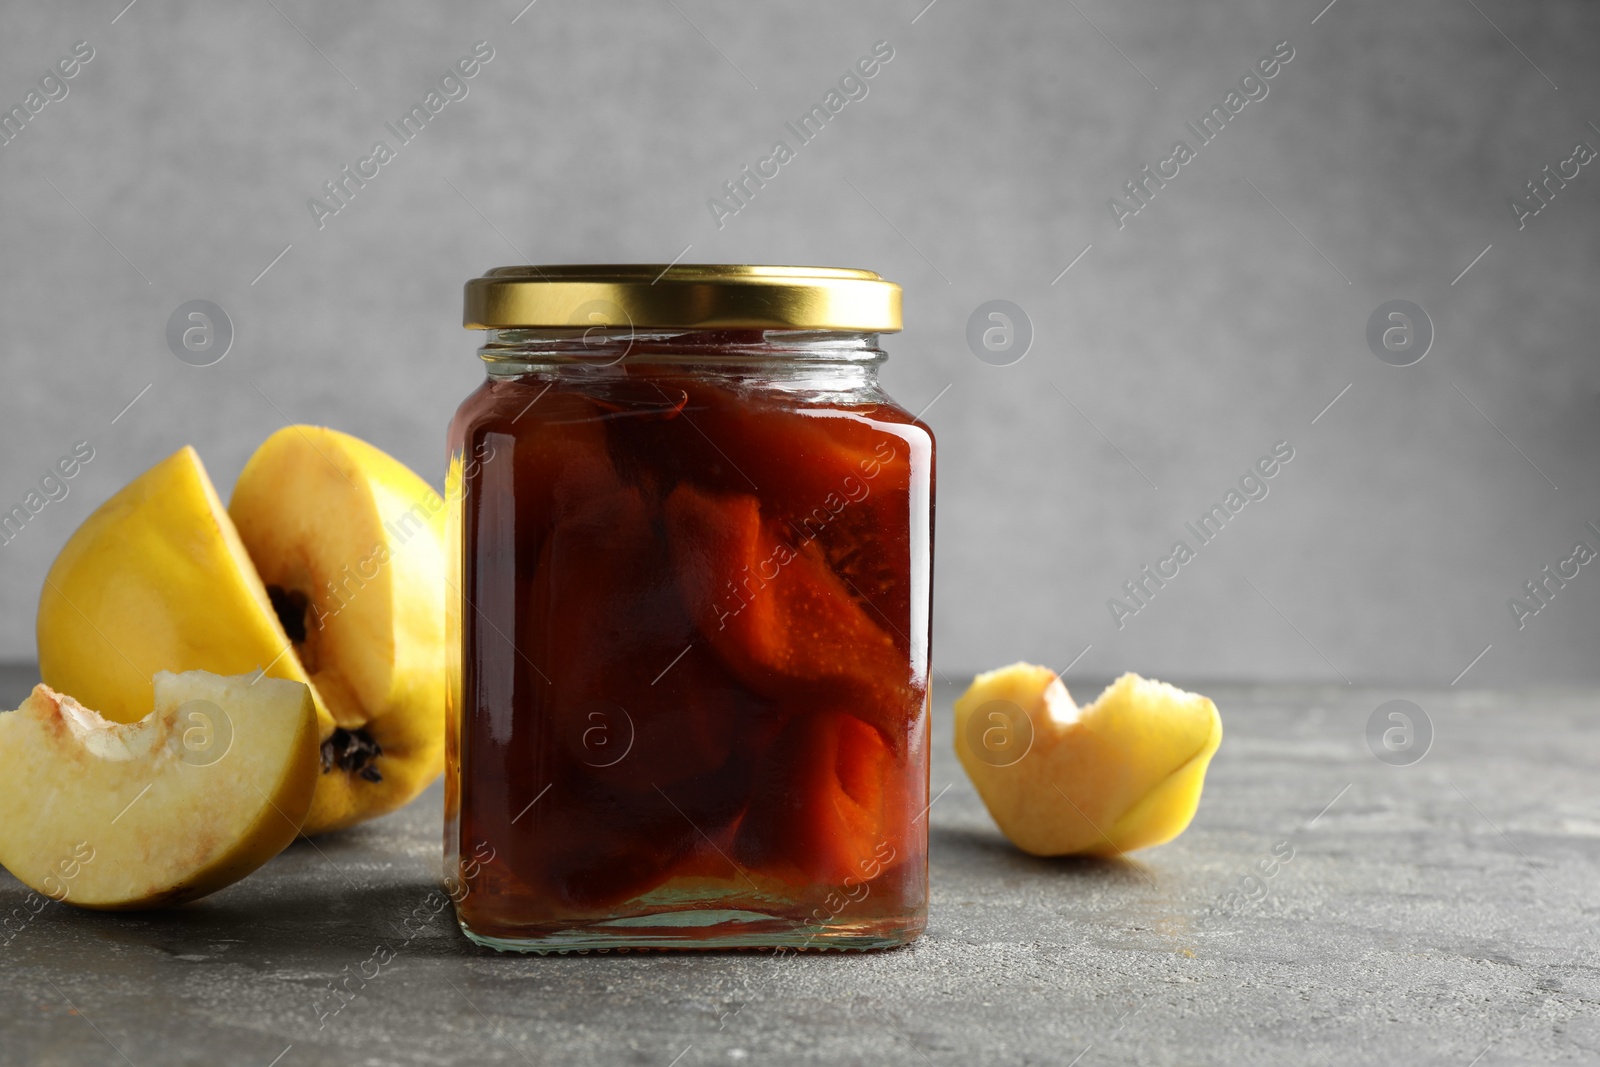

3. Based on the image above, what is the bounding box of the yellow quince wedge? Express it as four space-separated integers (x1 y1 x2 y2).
0 670 317 909
37 446 317 720
954 664 1222 856
36 428 446 837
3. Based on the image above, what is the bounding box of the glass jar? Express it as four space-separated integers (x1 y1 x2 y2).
444 265 934 952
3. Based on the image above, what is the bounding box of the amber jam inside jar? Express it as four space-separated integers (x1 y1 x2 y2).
445 266 933 952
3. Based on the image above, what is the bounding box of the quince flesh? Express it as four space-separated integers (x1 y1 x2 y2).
734 709 907 885
230 427 447 834
0 670 317 909
954 664 1221 856
663 484 915 745
37 429 446 836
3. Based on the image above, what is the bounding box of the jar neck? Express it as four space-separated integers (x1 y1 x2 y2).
478 328 885 387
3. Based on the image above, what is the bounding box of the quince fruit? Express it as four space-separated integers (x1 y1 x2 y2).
954 664 1221 856
0 670 317 908
734 709 907 886
37 428 447 836
663 484 915 745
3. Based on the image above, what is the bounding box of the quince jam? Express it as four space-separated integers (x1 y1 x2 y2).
445 308 932 952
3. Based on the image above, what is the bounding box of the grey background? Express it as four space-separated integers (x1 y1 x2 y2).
1 0 1597 686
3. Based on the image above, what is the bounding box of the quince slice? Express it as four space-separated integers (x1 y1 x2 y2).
662 484 916 745
0 670 317 909
733 710 907 885
954 664 1221 856
37 446 312 723
651 387 926 637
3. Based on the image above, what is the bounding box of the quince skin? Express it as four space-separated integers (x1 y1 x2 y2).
37 428 446 836
954 664 1221 856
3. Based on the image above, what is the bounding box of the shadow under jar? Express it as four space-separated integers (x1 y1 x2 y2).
444 265 934 952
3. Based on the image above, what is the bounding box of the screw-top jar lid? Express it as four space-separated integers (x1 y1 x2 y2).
463 264 902 333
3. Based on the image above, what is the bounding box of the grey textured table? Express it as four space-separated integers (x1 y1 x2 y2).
1 667 1595 1066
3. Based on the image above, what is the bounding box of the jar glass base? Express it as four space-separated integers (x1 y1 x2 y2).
457 910 925 954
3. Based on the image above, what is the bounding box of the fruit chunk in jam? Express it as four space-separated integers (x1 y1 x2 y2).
448 352 931 947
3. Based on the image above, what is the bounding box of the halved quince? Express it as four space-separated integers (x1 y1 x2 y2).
954 664 1221 856
0 670 317 909
36 428 446 836
229 426 447 834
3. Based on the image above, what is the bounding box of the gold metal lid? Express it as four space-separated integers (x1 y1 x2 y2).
463 264 901 333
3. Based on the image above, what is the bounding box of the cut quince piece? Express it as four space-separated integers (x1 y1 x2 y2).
954 664 1221 856
663 484 916 744
229 426 447 835
734 710 908 885
38 446 319 725
527 480 742 789
642 381 925 639
698 399 926 638
0 670 317 909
